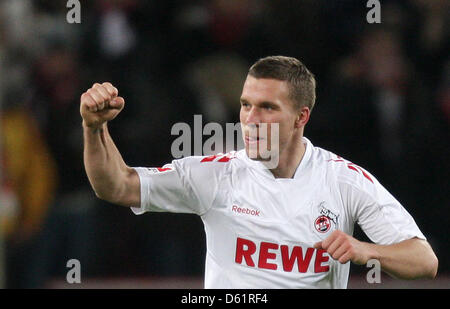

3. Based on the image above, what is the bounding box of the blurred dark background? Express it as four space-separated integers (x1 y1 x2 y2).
0 0 448 288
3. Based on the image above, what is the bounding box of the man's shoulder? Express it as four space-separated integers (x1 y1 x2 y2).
310 145 376 189
173 150 246 175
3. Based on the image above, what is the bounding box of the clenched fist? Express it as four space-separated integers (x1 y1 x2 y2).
314 230 379 265
80 82 125 128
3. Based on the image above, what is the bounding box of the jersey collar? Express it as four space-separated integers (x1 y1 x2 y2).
292 136 313 180
239 137 313 180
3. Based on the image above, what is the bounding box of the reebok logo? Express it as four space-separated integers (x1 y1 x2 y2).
232 205 260 217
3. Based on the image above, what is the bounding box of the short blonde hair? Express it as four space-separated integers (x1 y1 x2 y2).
248 56 316 111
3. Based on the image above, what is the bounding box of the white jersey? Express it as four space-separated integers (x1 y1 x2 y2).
131 137 425 289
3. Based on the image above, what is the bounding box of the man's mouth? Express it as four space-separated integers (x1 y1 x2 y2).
244 134 265 144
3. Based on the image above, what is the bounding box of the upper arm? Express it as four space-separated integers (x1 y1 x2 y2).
340 180 426 245
129 155 230 215
128 161 208 215
335 162 426 245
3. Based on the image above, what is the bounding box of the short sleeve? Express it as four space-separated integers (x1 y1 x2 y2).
339 177 426 245
131 156 228 216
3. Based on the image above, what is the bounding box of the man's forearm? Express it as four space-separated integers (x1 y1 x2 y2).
315 230 438 280
83 121 132 203
367 238 438 280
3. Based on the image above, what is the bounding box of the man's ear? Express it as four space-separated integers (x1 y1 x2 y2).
294 106 310 128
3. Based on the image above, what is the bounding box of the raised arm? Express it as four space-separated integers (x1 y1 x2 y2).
81 82 140 207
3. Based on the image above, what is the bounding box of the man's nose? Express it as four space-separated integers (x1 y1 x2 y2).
245 107 261 125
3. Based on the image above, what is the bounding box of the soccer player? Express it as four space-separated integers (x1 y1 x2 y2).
81 56 438 288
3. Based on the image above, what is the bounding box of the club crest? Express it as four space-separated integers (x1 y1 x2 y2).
315 215 331 233
313 201 339 233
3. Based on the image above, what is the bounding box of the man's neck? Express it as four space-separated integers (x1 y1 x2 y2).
269 138 306 179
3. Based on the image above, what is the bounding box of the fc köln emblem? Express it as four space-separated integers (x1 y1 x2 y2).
314 215 331 233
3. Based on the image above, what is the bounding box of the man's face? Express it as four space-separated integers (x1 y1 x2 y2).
239 75 301 163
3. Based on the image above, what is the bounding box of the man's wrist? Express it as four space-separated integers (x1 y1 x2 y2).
82 120 106 133
363 242 382 264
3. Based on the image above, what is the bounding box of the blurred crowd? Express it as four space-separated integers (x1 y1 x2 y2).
0 0 448 288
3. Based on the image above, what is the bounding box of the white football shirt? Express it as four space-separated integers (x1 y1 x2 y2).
131 137 425 288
